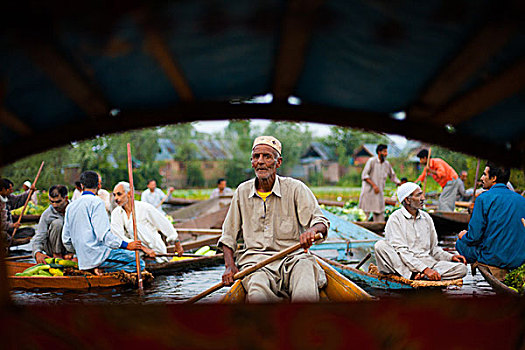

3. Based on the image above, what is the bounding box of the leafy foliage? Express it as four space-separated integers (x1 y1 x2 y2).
504 264 525 294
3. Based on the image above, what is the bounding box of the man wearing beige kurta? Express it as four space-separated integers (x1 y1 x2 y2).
358 144 400 222
374 182 467 281
219 136 329 303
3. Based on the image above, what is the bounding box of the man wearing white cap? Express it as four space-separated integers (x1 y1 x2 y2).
374 182 467 280
22 180 38 205
219 136 330 302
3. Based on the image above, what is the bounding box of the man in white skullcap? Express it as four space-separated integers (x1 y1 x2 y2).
219 136 330 302
22 180 38 205
374 182 467 280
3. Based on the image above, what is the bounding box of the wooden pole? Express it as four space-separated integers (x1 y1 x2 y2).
472 159 481 205
185 233 323 304
127 144 143 292
422 148 431 195
4 254 33 261
8 161 44 247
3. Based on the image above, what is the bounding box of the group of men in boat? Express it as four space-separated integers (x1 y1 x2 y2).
1 171 184 274
2 135 524 302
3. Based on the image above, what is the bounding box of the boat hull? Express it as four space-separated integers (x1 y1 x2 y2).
220 257 372 303
146 254 224 275
6 261 149 290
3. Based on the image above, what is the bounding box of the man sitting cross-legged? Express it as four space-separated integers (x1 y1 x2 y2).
62 171 147 275
32 185 72 264
374 182 468 281
111 181 184 263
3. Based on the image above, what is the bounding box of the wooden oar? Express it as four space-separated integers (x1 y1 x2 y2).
174 228 222 235
148 253 212 258
4 254 33 261
185 233 323 304
127 143 143 292
8 161 44 247
422 148 431 195
472 159 481 205
155 192 171 208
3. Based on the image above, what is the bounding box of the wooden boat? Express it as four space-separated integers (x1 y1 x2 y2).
169 196 232 224
429 210 470 234
6 261 153 290
310 209 382 261
165 197 202 206
220 257 372 303
318 256 463 290
145 253 224 275
353 221 386 235
476 264 519 297
12 214 41 223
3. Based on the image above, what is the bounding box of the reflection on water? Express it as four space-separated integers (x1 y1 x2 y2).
11 266 228 305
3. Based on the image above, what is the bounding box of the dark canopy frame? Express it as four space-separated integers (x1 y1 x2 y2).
1 0 524 169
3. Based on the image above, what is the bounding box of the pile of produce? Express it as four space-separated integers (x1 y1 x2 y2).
11 202 47 216
14 258 78 277
503 264 525 294
170 245 217 262
321 200 399 222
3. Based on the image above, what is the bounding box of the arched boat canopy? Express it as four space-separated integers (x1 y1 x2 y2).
1 0 524 167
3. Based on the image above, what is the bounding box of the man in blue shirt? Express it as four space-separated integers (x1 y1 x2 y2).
62 171 148 274
456 163 525 270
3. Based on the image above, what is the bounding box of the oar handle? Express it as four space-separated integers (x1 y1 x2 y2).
422 148 431 195
184 233 324 304
127 143 143 292
9 161 44 244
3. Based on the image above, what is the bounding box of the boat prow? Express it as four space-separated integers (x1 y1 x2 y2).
220 256 372 303
6 261 153 290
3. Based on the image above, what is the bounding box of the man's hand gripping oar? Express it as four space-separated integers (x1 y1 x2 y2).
184 231 325 304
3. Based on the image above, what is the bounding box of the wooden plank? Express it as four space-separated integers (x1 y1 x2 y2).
0 107 33 136
1 101 523 169
272 0 325 101
432 58 525 125
409 20 516 119
177 236 221 252
20 40 108 119
175 228 222 235
141 23 194 102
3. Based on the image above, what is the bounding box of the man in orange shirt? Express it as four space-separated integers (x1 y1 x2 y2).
416 150 464 211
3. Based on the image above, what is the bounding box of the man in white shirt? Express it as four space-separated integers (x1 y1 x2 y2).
141 180 174 214
374 182 467 281
71 181 82 201
112 182 183 262
210 178 233 198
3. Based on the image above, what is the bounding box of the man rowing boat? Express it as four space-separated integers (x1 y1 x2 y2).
111 181 184 262
219 136 330 302
62 171 146 274
416 150 464 211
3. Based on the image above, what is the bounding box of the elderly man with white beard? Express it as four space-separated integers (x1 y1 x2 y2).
374 182 468 281
111 181 184 262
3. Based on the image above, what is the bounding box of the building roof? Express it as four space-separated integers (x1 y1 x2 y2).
1 1 524 168
156 138 230 161
301 142 336 162
354 143 404 159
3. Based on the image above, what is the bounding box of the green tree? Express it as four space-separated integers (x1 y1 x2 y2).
262 121 312 175
321 127 389 166
223 120 254 186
